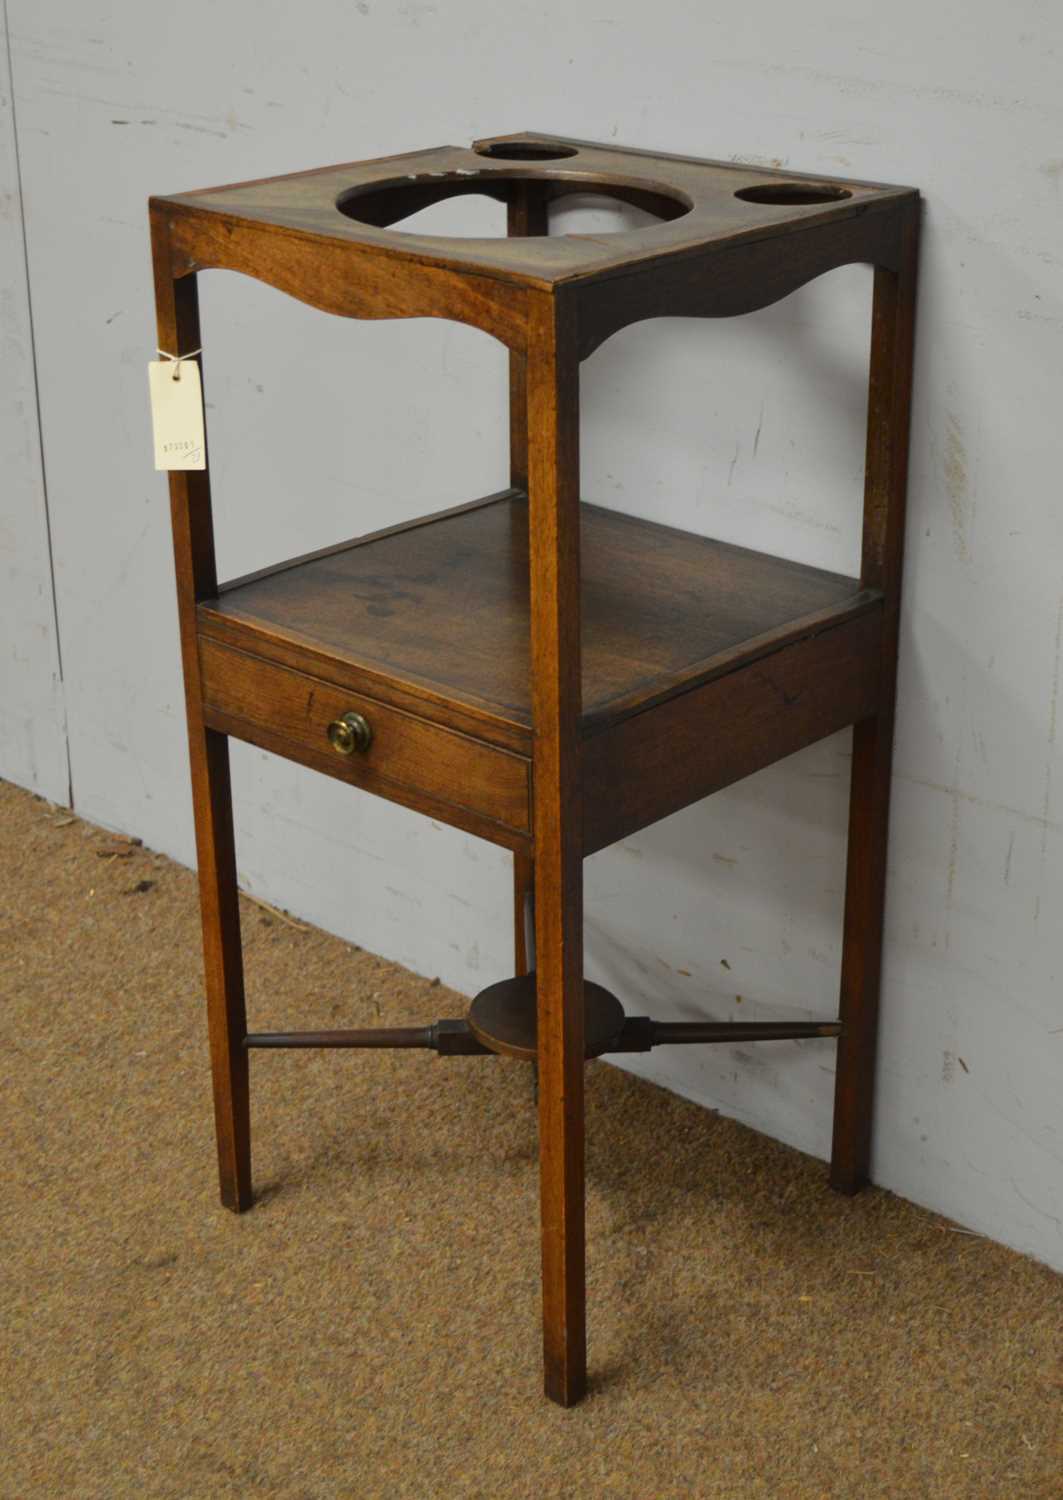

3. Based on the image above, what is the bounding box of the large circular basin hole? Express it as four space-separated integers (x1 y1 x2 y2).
474 142 579 161
736 182 852 205
336 172 692 237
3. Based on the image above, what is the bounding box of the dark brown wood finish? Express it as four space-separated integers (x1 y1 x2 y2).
582 609 882 856
242 1013 842 1054
153 136 913 296
468 974 625 1061
526 289 587 1406
195 494 882 863
508 180 549 488
244 1021 490 1054
150 214 251 1214
151 136 919 1408
197 494 878 746
830 200 920 1194
198 638 532 845
508 188 547 983
612 1018 844 1050
513 851 535 975
575 205 903 359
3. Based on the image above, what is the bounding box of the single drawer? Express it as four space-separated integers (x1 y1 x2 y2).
198 638 531 846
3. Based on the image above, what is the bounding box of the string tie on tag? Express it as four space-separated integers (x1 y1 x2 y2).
156 348 201 382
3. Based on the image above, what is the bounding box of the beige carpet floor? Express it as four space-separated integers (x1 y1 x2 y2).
1 779 1059 1499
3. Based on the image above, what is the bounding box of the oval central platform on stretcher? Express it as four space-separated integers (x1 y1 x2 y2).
468 974 626 1060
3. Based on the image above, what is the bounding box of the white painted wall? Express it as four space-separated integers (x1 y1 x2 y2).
5 3 1061 1269
0 10 67 802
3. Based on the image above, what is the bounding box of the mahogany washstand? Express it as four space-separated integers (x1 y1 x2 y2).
150 132 919 1406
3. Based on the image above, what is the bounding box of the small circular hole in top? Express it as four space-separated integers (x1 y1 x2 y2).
735 183 852 205
474 142 579 161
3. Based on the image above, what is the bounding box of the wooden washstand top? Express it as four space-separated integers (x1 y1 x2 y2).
152 133 917 345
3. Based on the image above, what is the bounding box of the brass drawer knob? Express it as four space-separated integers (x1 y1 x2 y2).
327 711 373 755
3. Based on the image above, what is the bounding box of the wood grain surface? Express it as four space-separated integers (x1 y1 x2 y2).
199 492 878 745
152 137 919 1407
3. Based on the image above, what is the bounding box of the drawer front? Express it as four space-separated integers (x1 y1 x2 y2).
199 638 531 842
582 609 882 855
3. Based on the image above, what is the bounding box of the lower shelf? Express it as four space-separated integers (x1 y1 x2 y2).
198 489 884 857
200 488 881 746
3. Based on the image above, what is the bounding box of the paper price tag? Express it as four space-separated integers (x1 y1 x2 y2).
148 357 206 470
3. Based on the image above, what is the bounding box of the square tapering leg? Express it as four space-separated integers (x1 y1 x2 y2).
830 711 894 1193
152 221 253 1213
831 206 919 1194
527 290 586 1405
187 726 253 1212
509 193 545 999
513 853 535 977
